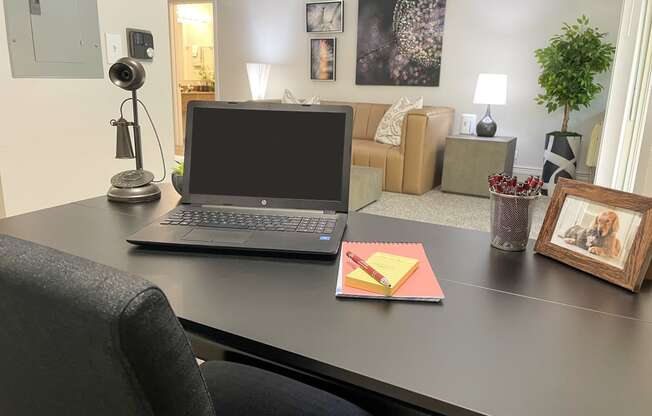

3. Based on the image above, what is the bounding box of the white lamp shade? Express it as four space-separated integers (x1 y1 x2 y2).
473 73 507 105
246 63 271 101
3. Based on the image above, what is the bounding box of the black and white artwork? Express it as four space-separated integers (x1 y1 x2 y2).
306 1 344 33
356 0 446 86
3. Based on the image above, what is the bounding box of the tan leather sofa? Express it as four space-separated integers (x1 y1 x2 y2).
323 101 454 195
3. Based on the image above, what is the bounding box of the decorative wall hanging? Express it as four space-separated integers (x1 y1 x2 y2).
356 0 447 86
310 38 336 81
306 1 344 33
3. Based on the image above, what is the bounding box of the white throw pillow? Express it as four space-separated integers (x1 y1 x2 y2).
281 89 321 105
374 97 424 146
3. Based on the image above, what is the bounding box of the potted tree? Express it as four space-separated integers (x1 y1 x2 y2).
535 15 615 194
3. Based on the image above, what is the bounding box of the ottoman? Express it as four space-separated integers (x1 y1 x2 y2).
349 166 382 211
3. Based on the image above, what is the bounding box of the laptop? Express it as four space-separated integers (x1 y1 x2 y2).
126 101 353 256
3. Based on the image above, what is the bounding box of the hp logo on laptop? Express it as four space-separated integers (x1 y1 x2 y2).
260 199 268 206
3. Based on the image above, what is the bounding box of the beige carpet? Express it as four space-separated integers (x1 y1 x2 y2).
359 188 550 238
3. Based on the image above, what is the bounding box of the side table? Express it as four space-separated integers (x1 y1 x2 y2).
441 135 517 198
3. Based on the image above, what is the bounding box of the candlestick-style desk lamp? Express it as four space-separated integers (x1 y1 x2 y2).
107 57 162 203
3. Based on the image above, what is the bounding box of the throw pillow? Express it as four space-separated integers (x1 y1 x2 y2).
281 89 321 105
374 97 424 146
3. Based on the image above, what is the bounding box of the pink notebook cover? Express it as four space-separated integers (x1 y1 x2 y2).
336 241 444 302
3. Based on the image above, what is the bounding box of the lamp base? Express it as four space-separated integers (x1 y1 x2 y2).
107 183 161 203
107 169 160 203
476 105 497 137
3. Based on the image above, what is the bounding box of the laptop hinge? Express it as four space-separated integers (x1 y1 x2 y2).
323 210 336 215
201 205 328 215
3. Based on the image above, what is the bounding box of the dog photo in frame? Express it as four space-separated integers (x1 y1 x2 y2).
535 178 652 292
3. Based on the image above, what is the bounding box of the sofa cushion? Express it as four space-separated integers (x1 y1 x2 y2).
385 146 405 192
323 101 392 140
352 139 404 192
374 97 423 146
281 89 320 104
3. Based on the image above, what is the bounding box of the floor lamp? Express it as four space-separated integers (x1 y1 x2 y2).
246 63 271 100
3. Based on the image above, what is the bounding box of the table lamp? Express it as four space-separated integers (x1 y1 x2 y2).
473 73 507 137
246 63 271 100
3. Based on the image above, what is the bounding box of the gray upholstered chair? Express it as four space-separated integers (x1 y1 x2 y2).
0 235 370 416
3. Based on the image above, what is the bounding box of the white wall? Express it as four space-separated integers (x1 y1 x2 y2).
0 173 5 218
0 0 175 216
633 90 652 196
216 0 622 177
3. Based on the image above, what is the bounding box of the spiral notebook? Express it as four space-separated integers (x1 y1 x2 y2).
336 241 444 302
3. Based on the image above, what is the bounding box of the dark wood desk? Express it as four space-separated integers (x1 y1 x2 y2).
1 185 651 416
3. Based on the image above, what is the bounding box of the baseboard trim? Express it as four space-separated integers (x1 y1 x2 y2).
512 165 542 177
513 165 592 183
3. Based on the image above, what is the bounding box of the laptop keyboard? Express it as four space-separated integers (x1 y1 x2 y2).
160 209 337 234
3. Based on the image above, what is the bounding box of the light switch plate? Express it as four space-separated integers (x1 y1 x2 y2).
105 32 123 64
29 0 41 15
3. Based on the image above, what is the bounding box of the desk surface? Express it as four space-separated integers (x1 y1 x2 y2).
1 185 651 416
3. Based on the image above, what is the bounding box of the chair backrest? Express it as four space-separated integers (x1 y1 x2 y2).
0 235 216 416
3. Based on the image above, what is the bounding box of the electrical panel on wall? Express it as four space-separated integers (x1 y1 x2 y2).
3 0 103 78
126 29 154 60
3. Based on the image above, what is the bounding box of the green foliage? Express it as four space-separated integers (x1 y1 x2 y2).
173 161 184 176
198 65 215 91
534 15 615 131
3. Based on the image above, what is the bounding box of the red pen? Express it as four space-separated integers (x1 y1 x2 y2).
345 251 391 287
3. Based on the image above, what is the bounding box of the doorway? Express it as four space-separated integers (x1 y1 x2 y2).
169 0 216 156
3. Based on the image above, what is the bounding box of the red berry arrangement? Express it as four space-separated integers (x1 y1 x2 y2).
488 173 543 197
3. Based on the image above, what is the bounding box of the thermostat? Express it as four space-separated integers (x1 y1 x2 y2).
126 28 154 60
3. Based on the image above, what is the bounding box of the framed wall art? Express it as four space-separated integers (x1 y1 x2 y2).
306 1 344 33
356 0 447 86
310 37 336 81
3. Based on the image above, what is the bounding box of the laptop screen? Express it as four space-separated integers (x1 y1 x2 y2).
187 106 347 202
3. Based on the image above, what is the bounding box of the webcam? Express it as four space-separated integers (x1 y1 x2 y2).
109 57 146 91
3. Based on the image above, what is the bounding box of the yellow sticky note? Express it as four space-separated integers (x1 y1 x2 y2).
345 252 419 296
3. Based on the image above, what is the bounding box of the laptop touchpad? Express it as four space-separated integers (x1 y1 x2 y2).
181 228 252 244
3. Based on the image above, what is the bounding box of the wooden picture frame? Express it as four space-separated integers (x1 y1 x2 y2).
535 178 652 292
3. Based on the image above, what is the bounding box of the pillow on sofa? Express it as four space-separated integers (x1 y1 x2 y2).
282 89 321 105
374 97 424 146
